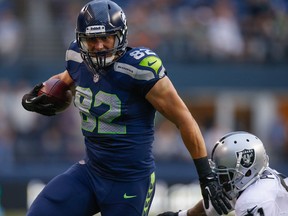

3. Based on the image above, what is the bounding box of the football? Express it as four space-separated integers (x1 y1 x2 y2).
38 78 73 113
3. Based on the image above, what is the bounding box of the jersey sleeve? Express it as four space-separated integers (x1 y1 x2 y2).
234 172 283 216
235 200 278 216
113 47 166 96
138 54 166 95
65 40 83 82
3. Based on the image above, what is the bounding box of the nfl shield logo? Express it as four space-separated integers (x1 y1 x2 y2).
93 74 100 83
236 149 255 168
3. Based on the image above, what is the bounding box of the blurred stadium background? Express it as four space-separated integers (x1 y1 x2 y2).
0 0 288 215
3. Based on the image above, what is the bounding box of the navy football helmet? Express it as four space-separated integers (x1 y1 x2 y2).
209 131 269 199
76 0 128 75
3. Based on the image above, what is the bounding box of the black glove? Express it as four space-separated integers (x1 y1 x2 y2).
22 83 57 116
199 172 232 215
157 212 178 216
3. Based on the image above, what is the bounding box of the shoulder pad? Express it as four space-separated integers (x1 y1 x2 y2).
139 55 162 75
114 62 156 81
65 40 83 63
115 47 165 80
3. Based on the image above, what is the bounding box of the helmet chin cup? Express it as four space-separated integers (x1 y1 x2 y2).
80 50 112 77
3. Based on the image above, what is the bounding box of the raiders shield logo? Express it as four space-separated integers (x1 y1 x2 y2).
236 149 255 168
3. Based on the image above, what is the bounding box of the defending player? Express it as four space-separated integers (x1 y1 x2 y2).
21 1 231 215
158 131 288 216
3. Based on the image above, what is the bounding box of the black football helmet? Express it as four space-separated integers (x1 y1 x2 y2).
76 0 128 75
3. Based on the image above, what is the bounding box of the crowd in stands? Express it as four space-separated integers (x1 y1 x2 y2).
1 0 288 67
0 0 288 171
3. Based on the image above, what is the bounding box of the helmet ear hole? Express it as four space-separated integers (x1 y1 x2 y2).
245 169 252 177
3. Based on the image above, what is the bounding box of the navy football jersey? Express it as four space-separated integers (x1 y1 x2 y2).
65 41 166 181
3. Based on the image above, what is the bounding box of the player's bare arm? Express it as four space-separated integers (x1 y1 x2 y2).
145 76 207 159
187 200 207 216
157 200 207 216
147 76 232 215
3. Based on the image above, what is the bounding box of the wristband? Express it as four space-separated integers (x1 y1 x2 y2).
193 156 212 179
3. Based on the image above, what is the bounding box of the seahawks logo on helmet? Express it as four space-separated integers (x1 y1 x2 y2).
236 149 255 168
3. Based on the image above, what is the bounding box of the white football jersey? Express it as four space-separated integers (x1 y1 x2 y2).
205 167 288 216
235 167 288 216
204 199 235 216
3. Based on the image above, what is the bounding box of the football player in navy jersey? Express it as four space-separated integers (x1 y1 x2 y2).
21 1 231 216
158 131 288 216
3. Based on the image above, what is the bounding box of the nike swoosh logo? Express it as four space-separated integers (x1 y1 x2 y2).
25 97 36 104
247 205 257 214
123 193 137 199
148 60 157 66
